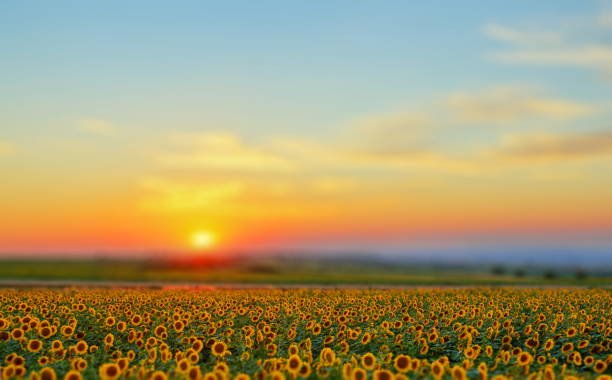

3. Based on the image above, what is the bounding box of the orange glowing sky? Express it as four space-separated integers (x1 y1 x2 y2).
2 2 612 254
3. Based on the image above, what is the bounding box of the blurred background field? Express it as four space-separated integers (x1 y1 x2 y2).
1 254 610 286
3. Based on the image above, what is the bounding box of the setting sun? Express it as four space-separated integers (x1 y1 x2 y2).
191 231 216 249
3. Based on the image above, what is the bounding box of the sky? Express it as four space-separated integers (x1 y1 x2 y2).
1 1 612 256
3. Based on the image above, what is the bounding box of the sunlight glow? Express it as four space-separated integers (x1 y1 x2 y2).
191 231 216 249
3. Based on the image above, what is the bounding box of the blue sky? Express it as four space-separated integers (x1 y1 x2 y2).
1 1 612 255
2 0 607 137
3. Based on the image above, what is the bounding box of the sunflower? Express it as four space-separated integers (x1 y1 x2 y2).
299 363 312 378
192 339 204 353
60 325 73 337
14 366 26 378
540 365 554 380
11 328 24 340
287 354 302 374
28 339 43 352
584 356 595 366
373 369 394 380
215 362 229 373
419 343 429 355
202 372 217 380
187 366 201 380
116 358 128 371
269 371 285 380
38 356 50 366
99 363 121 380
131 314 142 326
104 316 116 327
40 367 57 380
211 340 229 357
361 353 376 370
320 347 336 366
393 354 411 373
451 366 467 380
51 339 63 351
464 346 477 359
351 368 367 380
525 337 539 349
176 358 191 373
561 343 574 354
342 363 353 380
266 343 278 356
517 352 533 366
38 326 53 339
431 361 444 380
573 351 582 366
74 340 88 355
234 374 251 380
537 355 546 364
104 333 114 346
594 360 608 373
150 371 168 380
64 370 83 380
361 332 372 345
12 355 25 366
544 338 555 351
2 366 16 380
288 343 299 356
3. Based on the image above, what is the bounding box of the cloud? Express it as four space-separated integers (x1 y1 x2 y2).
484 24 562 45
0 141 15 156
158 132 295 172
149 82 601 183
77 119 119 136
484 13 612 74
266 113 434 169
492 45 612 69
599 10 612 28
140 177 244 211
492 128 612 162
157 127 444 175
448 86 594 123
346 112 430 155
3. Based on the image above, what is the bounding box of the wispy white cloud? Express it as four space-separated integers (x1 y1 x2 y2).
599 10 612 28
140 177 244 212
158 132 295 172
484 23 562 45
144 79 603 206
344 112 430 155
491 128 612 162
493 45 612 69
77 119 119 136
448 86 594 123
485 11 612 74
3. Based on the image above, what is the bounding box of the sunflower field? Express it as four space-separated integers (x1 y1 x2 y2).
0 288 610 380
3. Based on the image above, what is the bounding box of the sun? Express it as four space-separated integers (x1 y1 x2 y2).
191 231 216 249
